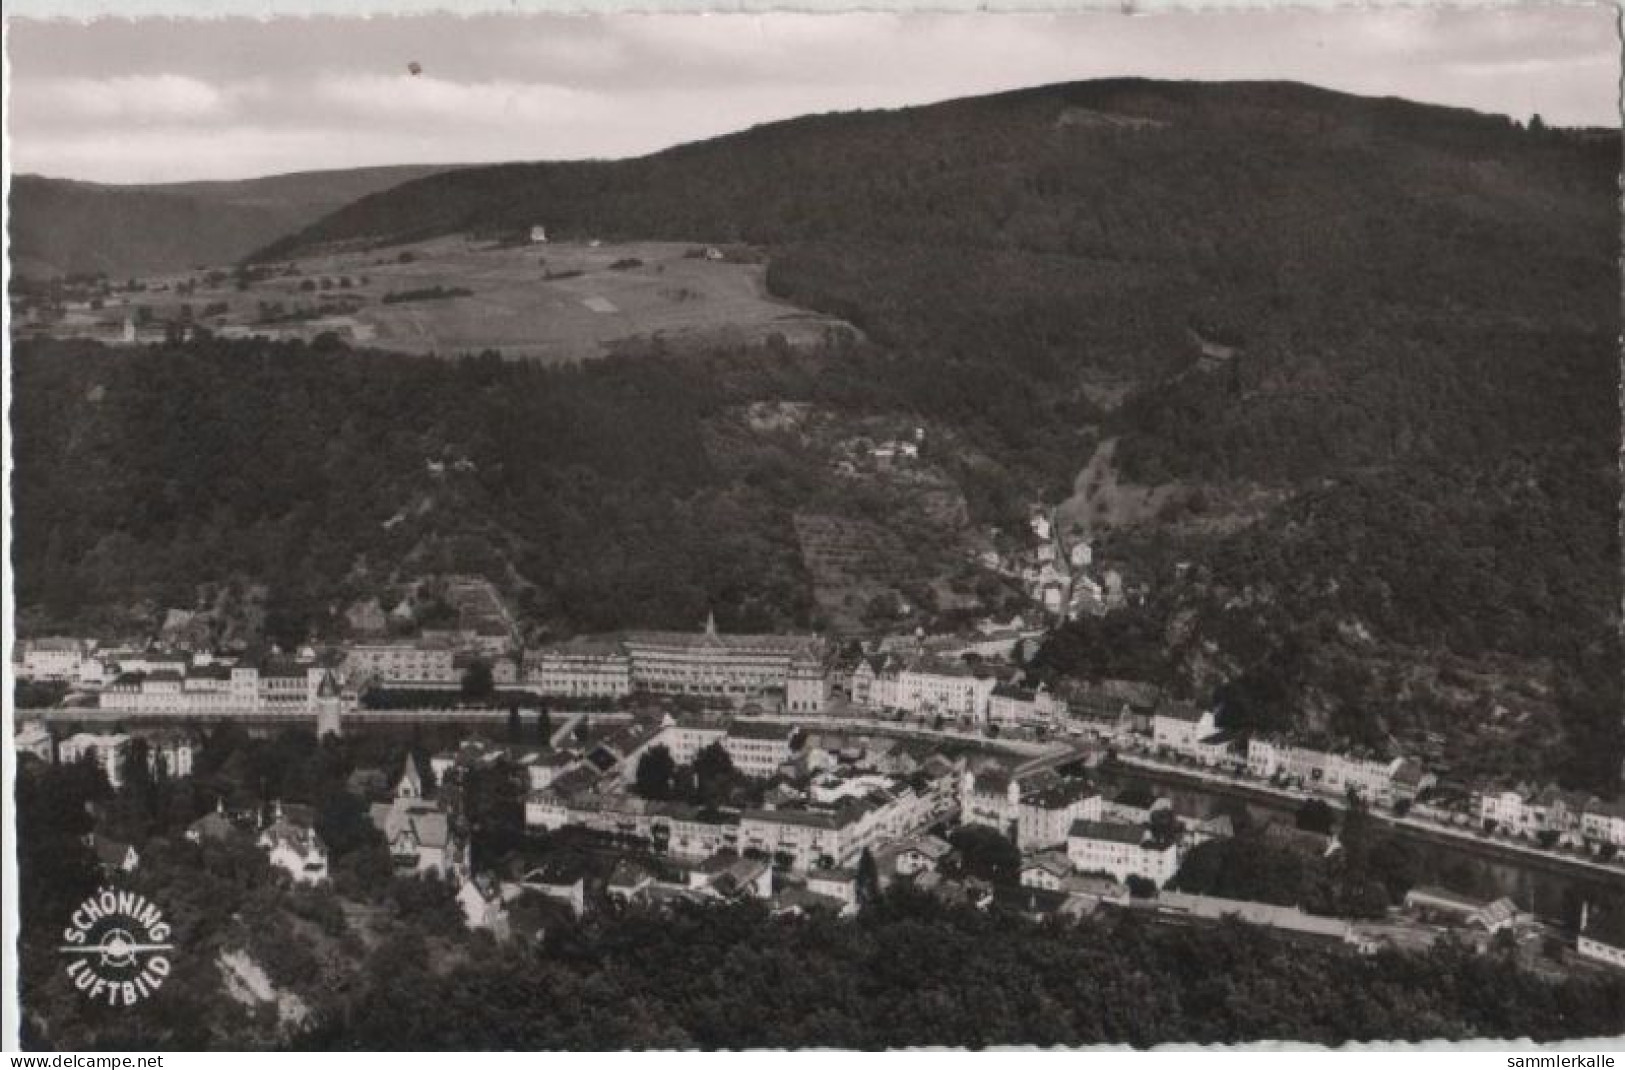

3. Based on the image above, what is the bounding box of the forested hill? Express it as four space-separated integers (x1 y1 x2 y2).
259 79 1614 375
9 165 461 280
12 80 1621 789
261 78 1613 270
253 77 1620 512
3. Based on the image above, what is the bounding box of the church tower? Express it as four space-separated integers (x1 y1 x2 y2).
315 669 344 739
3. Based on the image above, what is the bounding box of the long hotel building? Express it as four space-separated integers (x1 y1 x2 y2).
528 614 827 711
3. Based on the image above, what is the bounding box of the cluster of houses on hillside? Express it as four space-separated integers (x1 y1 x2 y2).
975 509 1135 621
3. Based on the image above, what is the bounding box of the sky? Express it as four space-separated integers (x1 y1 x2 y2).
4 7 1619 184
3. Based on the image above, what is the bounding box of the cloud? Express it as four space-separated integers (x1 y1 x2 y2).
6 9 1617 183
35 74 235 123
311 73 601 126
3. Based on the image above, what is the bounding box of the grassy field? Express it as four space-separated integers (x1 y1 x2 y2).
31 236 856 364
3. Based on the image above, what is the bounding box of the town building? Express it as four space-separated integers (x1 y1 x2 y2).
525 636 634 699
15 638 90 682
370 755 459 877
343 641 457 687
1015 778 1104 851
1579 903 1625 970
1581 799 1625 848
690 854 775 902
187 802 238 845
721 721 801 779
258 806 330 885
15 721 53 762
987 683 1064 730
621 614 826 706
1246 739 1405 806
521 861 587 918
1019 852 1072 891
1066 820 1180 887
739 775 944 873
527 617 827 709
98 659 350 717
1403 886 1520 933
806 868 859 908
960 768 1020 837
87 833 140 873
650 803 742 862
58 732 130 787
459 875 512 934
857 654 997 722
147 730 197 778
1479 787 1535 834
1152 702 1215 753
892 835 954 878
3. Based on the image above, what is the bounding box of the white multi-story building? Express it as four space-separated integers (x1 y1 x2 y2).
960 769 1021 836
531 618 827 708
1581 799 1625 847
721 721 800 779
57 730 194 784
960 769 1102 851
1066 820 1181 887
849 656 889 708
99 663 341 715
863 657 996 722
75 658 112 690
1479 787 1535 834
526 636 634 699
650 805 741 862
15 638 90 682
621 719 799 783
109 651 191 678
343 641 457 687
1152 703 1217 753
621 615 825 706
738 778 942 873
1245 739 1401 805
58 732 130 787
786 659 828 714
147 731 196 778
1015 779 1104 851
987 683 1064 729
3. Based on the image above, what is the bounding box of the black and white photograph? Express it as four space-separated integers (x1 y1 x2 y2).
2 4 1623 1052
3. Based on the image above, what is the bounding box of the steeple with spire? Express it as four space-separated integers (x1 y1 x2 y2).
396 752 423 800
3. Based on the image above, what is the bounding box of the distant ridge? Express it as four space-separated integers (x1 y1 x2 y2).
254 78 1614 263
9 164 466 280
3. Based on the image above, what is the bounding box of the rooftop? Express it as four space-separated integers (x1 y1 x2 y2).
1068 819 1149 846
1156 701 1206 724
540 634 628 659
1021 778 1099 810
727 720 799 743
